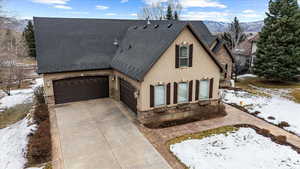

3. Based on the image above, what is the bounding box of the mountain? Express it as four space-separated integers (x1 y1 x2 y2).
0 17 30 32
203 20 264 34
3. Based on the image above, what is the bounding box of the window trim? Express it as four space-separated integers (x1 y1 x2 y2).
177 82 189 103
179 45 189 67
154 85 166 107
199 79 210 100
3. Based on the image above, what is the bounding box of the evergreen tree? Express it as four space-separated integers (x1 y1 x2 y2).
174 11 179 20
166 5 173 20
253 0 300 81
23 20 36 58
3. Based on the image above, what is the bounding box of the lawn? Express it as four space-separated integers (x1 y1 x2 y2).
170 127 300 169
222 75 300 136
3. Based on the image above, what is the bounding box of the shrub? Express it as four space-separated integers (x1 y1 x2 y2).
275 135 287 144
257 128 270 136
26 103 52 167
278 121 290 128
34 86 45 104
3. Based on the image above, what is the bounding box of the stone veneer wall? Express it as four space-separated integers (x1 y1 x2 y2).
137 99 220 124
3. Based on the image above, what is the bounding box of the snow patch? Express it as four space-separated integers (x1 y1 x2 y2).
222 89 300 136
0 116 37 169
237 74 257 79
0 78 44 111
170 128 300 169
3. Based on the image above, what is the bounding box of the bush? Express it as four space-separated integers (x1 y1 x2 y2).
34 86 45 104
26 103 52 167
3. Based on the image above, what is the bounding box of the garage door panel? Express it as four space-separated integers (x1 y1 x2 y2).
53 76 109 104
119 78 137 113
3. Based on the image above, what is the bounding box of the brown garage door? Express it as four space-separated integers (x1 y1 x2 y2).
119 78 137 113
53 76 109 104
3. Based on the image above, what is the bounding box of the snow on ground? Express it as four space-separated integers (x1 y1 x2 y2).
0 78 44 111
237 74 258 79
222 88 300 136
170 128 300 169
0 115 37 169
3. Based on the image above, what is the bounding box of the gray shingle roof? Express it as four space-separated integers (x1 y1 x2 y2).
34 17 221 80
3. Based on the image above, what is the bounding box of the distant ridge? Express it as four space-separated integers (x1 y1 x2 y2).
9 18 264 34
203 20 264 34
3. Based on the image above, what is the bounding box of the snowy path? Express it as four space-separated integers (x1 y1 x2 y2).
170 128 300 169
222 87 300 136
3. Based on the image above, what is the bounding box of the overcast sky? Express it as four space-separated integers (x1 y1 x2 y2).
3 0 295 22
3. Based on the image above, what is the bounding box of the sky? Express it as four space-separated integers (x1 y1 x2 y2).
2 0 294 22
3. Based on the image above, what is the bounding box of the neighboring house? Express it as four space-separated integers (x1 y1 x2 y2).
233 34 258 74
34 17 223 122
210 38 234 87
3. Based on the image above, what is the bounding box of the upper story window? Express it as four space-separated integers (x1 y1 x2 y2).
176 44 193 68
179 46 189 67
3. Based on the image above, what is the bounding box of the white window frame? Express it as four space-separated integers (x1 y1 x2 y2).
154 85 166 107
178 82 188 103
199 80 210 100
179 45 189 67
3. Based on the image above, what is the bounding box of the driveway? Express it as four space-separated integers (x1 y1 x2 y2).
51 98 171 169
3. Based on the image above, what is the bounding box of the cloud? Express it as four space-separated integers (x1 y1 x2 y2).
130 13 137 16
243 9 255 13
181 11 230 22
121 0 128 3
106 13 117 16
143 0 226 8
143 0 168 5
180 0 227 8
54 5 72 9
96 5 109 10
66 11 89 15
31 0 69 4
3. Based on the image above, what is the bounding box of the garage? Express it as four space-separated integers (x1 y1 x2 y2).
119 78 137 113
53 76 109 104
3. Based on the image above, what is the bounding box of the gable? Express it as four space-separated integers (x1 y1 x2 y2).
143 27 221 82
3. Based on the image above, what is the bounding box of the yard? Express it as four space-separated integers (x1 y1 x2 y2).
222 75 300 136
0 78 48 169
169 126 300 169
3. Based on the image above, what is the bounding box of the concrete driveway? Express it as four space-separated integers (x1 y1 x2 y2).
52 98 171 169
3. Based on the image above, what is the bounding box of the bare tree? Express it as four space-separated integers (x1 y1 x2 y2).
0 29 28 95
138 2 165 20
138 0 182 20
222 17 246 50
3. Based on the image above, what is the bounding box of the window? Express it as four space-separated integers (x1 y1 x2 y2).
199 80 210 99
179 45 189 67
178 82 188 103
154 85 165 106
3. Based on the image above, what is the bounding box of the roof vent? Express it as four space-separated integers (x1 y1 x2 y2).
154 25 159 29
128 44 132 50
133 26 138 30
113 39 119 46
143 25 147 29
168 24 173 28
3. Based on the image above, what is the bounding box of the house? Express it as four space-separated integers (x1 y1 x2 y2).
233 34 258 74
210 38 235 87
34 17 224 123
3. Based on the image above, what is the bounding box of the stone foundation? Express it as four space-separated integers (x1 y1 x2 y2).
137 99 220 124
